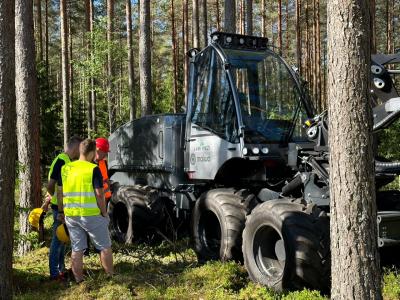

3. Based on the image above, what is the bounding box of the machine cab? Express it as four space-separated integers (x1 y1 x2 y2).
185 32 313 182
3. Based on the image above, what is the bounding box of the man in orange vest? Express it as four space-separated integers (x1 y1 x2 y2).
95 138 112 203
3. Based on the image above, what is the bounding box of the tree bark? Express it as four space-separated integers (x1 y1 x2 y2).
327 0 381 298
192 0 200 48
126 0 136 120
216 0 221 31
0 1 16 298
200 0 207 47
139 0 152 116
15 0 42 256
296 0 302 72
89 0 96 132
34 0 43 62
224 0 236 33
171 0 178 112
183 0 189 105
45 0 49 78
107 0 116 132
85 0 92 136
370 0 376 53
246 0 252 35
278 0 282 52
60 0 70 146
261 0 266 37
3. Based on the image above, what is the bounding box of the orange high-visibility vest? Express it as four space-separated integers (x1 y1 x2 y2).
98 159 112 199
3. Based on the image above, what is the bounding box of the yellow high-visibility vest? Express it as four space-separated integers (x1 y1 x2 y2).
48 153 71 205
61 160 100 217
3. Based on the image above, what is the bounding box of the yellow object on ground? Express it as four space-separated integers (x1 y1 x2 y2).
56 224 70 243
28 208 45 229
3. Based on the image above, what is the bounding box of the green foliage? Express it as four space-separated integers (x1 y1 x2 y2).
383 270 400 300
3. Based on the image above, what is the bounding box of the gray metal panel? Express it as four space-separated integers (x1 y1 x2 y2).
108 114 188 190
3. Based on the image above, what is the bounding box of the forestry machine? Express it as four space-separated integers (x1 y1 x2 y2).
107 32 400 292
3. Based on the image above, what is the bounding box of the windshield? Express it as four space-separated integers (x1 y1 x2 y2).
225 49 308 144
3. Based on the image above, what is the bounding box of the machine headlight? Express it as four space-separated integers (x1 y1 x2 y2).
252 147 260 155
261 147 269 154
242 147 248 155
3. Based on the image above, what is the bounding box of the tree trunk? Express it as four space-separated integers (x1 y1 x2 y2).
261 0 266 37
285 0 289 55
200 0 207 47
0 1 16 298
183 0 189 105
246 0 252 35
192 0 200 48
216 0 221 31
316 0 321 108
370 0 376 53
34 0 43 62
139 0 152 116
126 0 135 120
16 0 42 256
45 0 49 80
89 0 96 132
296 0 302 72
60 0 70 146
224 0 236 33
107 0 116 132
85 0 92 136
171 0 178 112
68 14 73 125
278 0 282 52
327 0 381 298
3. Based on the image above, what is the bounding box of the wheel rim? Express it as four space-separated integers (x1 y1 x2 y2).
199 210 221 256
113 203 129 237
253 224 286 281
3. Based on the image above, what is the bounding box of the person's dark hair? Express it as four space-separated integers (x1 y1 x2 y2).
67 135 83 148
79 139 96 156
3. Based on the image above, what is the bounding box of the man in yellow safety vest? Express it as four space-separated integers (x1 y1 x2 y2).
42 136 82 281
57 139 114 283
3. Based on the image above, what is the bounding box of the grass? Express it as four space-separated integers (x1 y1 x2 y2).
12 213 400 299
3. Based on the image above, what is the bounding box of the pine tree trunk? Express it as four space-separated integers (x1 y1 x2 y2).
285 0 289 56
261 0 266 37
216 0 221 31
224 0 236 33
139 0 152 116
107 0 116 132
60 0 70 146
45 0 49 79
183 0 189 105
34 0 43 62
0 1 16 298
316 0 321 108
16 0 42 256
126 0 135 120
171 0 178 112
278 0 282 52
327 0 381 298
89 0 96 132
246 0 252 35
370 0 376 53
85 0 92 136
200 0 207 47
192 0 200 48
296 0 302 73
68 15 74 125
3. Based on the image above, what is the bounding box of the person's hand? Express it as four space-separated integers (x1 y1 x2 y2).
57 211 65 223
102 212 110 222
41 194 52 212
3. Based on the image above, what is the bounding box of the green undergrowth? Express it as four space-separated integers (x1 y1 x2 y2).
13 238 328 300
13 227 400 299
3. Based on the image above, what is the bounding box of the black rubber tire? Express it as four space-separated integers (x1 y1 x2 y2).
242 198 330 292
108 185 165 243
192 188 257 262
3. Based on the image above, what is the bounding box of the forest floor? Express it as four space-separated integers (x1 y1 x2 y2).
12 215 400 300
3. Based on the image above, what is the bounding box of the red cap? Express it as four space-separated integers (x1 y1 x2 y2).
96 138 110 152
